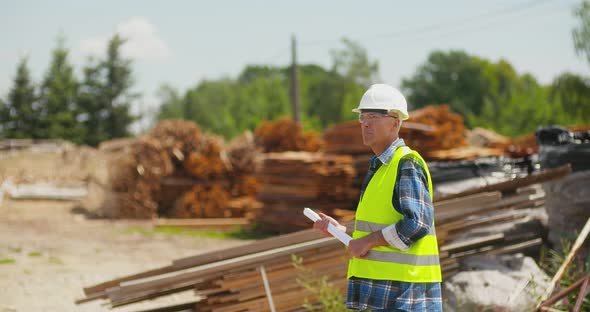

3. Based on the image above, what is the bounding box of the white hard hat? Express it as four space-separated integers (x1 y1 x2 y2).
352 84 409 120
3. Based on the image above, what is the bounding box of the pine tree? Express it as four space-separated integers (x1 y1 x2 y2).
0 58 40 139
38 36 85 143
102 34 137 139
78 34 137 146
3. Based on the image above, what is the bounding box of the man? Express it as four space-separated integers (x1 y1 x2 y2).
313 84 442 311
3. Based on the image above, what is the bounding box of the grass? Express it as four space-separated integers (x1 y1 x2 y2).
48 256 64 265
9 246 22 253
27 252 42 257
539 240 590 311
120 224 274 240
0 258 16 265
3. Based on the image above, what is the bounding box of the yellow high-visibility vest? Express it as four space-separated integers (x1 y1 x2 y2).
347 146 442 283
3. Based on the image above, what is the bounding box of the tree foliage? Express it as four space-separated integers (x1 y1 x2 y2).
39 35 85 143
573 0 590 66
402 50 589 137
1 34 588 143
157 38 375 138
0 58 40 139
0 34 137 146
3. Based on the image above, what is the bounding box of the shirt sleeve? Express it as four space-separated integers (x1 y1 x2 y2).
383 156 434 248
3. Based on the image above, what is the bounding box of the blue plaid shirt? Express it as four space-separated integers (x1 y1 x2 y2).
347 139 442 311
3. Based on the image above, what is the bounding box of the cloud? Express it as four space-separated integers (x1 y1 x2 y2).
79 17 171 62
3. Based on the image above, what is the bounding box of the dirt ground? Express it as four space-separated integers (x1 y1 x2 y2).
0 198 249 312
0 147 251 312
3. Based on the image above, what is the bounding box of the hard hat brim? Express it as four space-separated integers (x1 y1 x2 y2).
352 108 409 120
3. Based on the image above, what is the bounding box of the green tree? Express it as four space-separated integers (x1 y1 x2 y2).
78 58 108 146
78 34 137 146
402 51 486 118
401 50 526 129
156 84 184 120
156 38 376 137
330 38 379 88
573 0 590 66
102 34 137 139
550 72 590 124
0 58 40 139
38 36 85 143
469 74 562 137
183 79 238 138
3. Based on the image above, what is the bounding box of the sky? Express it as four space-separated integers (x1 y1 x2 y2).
0 0 587 132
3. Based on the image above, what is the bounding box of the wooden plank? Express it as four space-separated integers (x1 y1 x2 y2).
154 218 250 230
435 192 501 214
435 164 571 202
436 193 533 223
173 229 324 269
82 265 177 297
440 233 505 253
107 238 340 306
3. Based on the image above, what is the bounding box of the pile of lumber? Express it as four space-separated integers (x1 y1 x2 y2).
100 119 260 219
254 117 323 153
322 121 371 189
404 105 468 152
108 137 173 218
323 105 484 187
254 152 357 233
76 165 572 312
323 105 510 165
468 127 512 149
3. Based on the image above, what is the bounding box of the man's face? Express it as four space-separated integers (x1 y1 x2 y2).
359 112 399 147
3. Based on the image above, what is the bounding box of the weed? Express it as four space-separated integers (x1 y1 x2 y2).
0 258 15 265
120 224 273 240
292 255 353 312
539 239 590 310
48 256 64 265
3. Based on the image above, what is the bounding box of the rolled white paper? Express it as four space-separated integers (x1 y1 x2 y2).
303 207 352 246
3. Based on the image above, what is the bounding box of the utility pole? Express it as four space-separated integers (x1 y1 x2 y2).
290 34 301 122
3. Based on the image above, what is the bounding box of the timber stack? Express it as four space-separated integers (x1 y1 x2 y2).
254 117 322 153
77 165 572 311
254 151 357 233
99 119 260 219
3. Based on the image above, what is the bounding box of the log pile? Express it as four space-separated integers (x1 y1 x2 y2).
107 137 173 218
76 165 572 312
254 117 323 153
101 119 260 219
254 152 357 233
324 105 511 166
323 105 484 187
404 105 468 152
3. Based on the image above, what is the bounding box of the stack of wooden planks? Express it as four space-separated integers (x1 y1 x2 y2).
101 119 260 219
254 117 323 153
254 152 357 233
404 105 468 152
108 137 173 218
77 165 572 311
323 105 479 187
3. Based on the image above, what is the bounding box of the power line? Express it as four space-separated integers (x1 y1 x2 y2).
380 2 568 46
260 0 566 66
300 0 556 47
263 46 289 64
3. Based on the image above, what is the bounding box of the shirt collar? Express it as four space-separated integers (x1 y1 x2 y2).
377 138 405 166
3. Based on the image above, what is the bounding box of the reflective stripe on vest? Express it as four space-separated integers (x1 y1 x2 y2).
347 146 442 283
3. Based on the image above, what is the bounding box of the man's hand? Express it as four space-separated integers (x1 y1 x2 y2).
348 231 387 258
313 212 346 237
